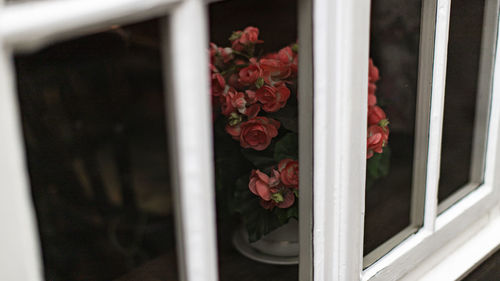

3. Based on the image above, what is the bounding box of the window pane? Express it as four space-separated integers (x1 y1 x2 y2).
364 0 422 258
15 19 179 281
439 0 487 205
209 0 299 280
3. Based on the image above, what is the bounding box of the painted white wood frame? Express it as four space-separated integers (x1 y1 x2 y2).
364 0 439 267
312 0 371 280
437 0 500 214
0 0 219 281
362 0 500 279
0 34 43 281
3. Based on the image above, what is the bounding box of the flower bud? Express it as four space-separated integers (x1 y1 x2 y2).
271 192 284 203
228 112 243 126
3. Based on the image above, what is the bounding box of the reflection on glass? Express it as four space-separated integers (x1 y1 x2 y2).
364 0 422 256
439 0 486 204
15 19 179 281
210 0 299 280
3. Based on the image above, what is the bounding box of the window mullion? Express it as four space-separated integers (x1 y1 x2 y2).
423 0 451 232
0 43 43 281
162 1 219 281
312 0 370 280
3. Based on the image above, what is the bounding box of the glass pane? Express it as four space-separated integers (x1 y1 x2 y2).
15 19 179 281
364 0 422 256
209 0 299 280
439 0 486 204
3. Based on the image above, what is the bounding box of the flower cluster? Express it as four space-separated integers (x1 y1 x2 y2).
210 26 298 151
211 27 390 216
367 59 390 159
249 159 299 210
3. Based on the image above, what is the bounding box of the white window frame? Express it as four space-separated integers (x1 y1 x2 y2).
311 0 500 280
0 0 218 281
3 0 500 280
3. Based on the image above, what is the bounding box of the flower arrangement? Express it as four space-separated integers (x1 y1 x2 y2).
211 27 390 242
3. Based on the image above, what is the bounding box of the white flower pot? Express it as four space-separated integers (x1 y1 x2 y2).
232 219 299 265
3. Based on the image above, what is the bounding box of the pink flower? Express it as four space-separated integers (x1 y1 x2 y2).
368 92 377 107
218 47 233 63
368 105 387 125
278 158 299 188
256 84 291 112
225 116 280 151
211 73 225 97
231 26 264 51
249 169 280 201
369 59 380 83
238 59 262 86
219 88 240 116
260 58 292 81
367 125 389 159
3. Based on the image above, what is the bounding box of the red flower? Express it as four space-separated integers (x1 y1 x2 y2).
260 58 292 81
369 59 380 83
368 105 387 125
226 116 280 151
249 169 280 201
367 125 389 159
211 73 225 97
368 92 377 107
238 59 262 86
231 26 264 51
256 84 291 112
219 47 233 63
278 158 299 187
240 26 262 44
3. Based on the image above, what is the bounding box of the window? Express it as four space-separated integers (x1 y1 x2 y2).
0 0 217 280
2 0 500 280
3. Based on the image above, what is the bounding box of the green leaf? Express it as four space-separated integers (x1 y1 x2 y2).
229 31 242 41
366 146 391 188
232 172 298 242
274 133 298 161
241 148 276 167
267 96 298 133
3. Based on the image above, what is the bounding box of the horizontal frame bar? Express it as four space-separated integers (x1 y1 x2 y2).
0 0 180 51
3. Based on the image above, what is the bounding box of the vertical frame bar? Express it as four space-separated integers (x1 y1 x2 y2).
297 0 314 280
410 0 437 228
0 45 43 280
422 0 451 231
312 0 370 280
469 0 500 184
162 1 219 280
